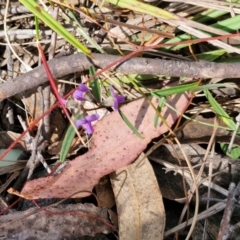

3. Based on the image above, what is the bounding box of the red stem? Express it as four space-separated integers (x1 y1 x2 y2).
37 43 72 123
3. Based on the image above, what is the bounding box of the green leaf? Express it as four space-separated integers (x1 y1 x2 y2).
119 110 144 139
60 114 83 162
193 49 226 61
65 9 105 54
89 66 101 102
204 90 236 130
34 16 40 40
220 143 240 159
191 83 237 92
19 0 91 56
151 82 198 97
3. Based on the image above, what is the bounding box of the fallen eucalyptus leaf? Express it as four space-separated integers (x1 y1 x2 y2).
9 94 190 199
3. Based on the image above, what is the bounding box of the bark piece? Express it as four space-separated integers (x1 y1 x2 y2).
0 203 112 240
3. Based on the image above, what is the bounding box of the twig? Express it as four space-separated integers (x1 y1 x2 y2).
5 115 49 204
164 201 226 238
41 5 59 141
1 52 240 101
217 182 240 240
0 5 29 16
6 45 13 81
3 0 32 72
0 26 74 39
228 113 240 153
150 155 229 197
203 119 218 240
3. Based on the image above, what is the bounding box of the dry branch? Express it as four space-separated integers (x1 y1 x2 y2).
217 182 240 240
1 53 240 101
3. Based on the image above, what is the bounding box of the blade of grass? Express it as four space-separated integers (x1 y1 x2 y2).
60 114 83 162
118 110 144 139
89 66 101 102
65 9 105 54
164 100 235 131
151 82 198 97
204 89 236 130
192 49 226 61
19 0 91 56
191 83 238 92
164 14 240 51
99 0 179 20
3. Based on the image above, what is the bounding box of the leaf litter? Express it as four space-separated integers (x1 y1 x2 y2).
2 1 240 239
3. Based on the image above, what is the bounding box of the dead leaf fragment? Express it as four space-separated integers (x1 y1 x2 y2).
16 94 190 199
111 153 165 240
0 131 25 150
95 176 115 208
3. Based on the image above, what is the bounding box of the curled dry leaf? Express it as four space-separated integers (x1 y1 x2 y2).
110 153 166 240
9 94 190 199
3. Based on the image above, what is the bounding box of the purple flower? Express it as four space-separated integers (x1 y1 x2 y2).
73 84 90 101
75 113 99 134
110 86 125 110
60 97 67 105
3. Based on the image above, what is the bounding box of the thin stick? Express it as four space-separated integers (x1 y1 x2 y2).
217 183 239 240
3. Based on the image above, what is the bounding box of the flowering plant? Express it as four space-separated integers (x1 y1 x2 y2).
62 84 125 134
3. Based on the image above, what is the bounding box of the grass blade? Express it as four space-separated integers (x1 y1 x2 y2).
204 89 236 130
104 0 179 20
151 82 198 97
19 0 91 56
89 66 101 102
119 110 144 139
65 9 105 54
60 114 83 162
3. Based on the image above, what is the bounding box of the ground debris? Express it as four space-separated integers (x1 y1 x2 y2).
0 203 113 240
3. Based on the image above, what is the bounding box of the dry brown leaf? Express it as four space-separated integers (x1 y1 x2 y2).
178 115 240 145
0 131 25 150
11 94 190 199
110 153 165 240
0 203 112 239
95 176 116 208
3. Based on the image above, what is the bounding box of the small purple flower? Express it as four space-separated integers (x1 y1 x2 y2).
73 83 90 101
75 113 99 134
110 86 125 110
60 98 67 105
